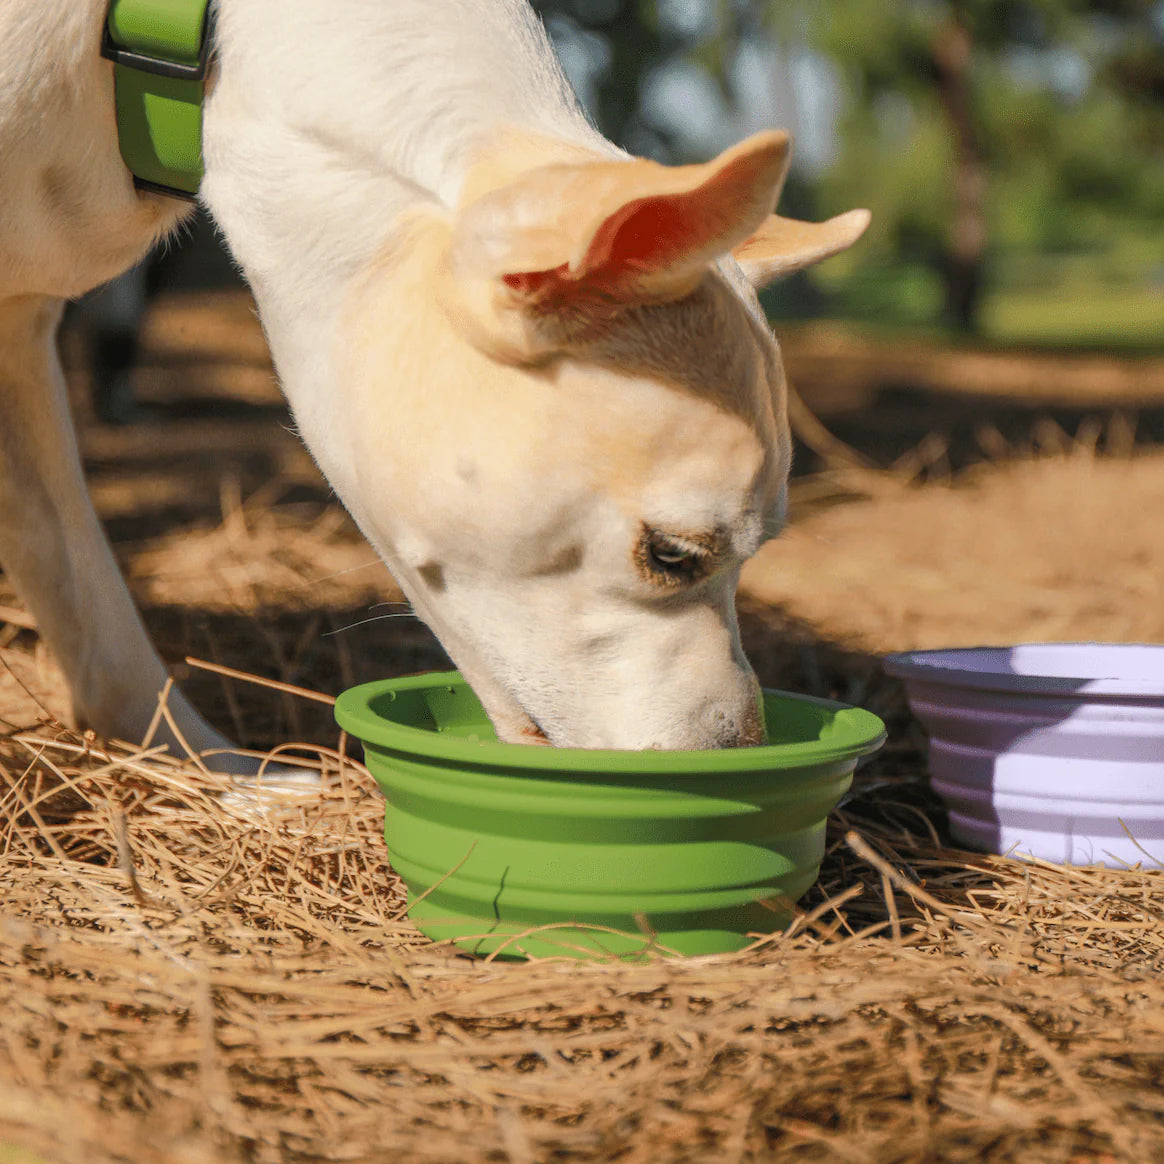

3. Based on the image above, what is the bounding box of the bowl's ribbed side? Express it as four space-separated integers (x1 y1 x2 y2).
363 746 856 958
903 679 1164 867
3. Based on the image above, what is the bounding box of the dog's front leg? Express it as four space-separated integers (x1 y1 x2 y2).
0 293 234 761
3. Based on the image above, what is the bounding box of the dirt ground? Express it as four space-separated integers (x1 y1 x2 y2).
1 289 1162 1162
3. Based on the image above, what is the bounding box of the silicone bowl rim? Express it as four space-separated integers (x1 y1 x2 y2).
334 671 887 774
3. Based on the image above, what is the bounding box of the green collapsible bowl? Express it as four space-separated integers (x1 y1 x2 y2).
335 672 886 959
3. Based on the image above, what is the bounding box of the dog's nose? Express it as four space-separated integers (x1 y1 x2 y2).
735 707 768 748
726 695 767 748
714 668 768 749
678 690 767 750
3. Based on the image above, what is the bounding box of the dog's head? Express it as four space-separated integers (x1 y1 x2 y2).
338 131 867 749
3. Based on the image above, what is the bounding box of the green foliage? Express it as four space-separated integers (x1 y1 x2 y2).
790 0 1164 334
820 99 956 265
533 1 686 157
783 0 938 99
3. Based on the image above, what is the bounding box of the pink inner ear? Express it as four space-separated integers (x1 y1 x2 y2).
500 197 711 306
502 266 568 297
597 198 695 272
587 190 732 279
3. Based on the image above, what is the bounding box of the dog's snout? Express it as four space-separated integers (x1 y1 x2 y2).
734 699 768 748
692 666 767 750
711 692 767 749
640 685 767 751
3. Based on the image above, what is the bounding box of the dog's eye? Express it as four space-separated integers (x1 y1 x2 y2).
649 540 697 568
638 529 711 586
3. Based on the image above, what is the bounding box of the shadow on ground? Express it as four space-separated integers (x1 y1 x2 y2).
138 591 943 839
800 381 1164 477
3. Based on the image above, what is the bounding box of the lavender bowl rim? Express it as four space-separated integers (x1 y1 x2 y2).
883 642 1164 700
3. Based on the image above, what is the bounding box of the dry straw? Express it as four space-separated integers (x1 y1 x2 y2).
2 660 1162 1163
3 360 1163 1159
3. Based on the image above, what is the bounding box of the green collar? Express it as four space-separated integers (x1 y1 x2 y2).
102 0 213 200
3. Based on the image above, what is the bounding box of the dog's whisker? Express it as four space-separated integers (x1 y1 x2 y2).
302 559 383 585
322 613 421 637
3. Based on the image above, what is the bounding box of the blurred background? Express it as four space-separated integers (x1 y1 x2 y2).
535 0 1163 347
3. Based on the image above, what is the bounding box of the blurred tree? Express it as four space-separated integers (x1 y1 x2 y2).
531 0 742 159
770 0 1164 331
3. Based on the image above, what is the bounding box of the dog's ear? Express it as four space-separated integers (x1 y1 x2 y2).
731 208 871 289
444 131 790 358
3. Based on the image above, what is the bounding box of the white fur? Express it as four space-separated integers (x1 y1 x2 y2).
0 0 865 755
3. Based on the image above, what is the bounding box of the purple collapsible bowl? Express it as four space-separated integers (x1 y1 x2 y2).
884 644 1164 868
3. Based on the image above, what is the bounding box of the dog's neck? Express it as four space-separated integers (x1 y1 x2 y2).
198 0 610 463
